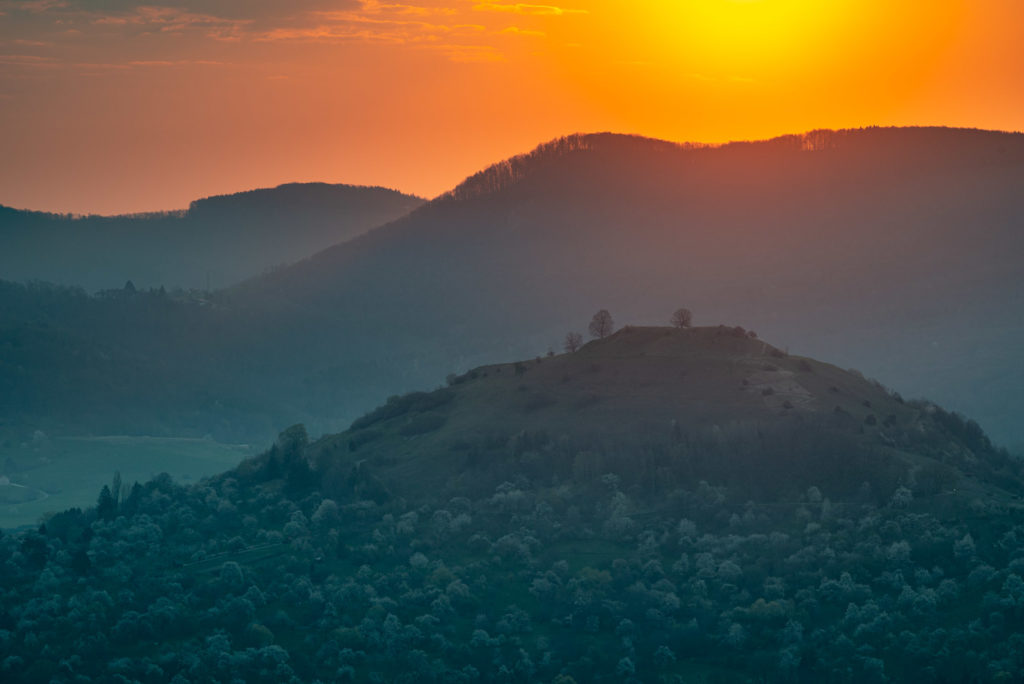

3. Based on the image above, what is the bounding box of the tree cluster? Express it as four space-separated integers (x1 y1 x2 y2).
1 424 1023 683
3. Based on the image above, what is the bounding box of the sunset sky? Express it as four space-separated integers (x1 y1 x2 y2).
1 0 1022 215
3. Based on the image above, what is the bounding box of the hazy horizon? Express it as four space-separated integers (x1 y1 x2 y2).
3 0 1024 214
5 124 1023 216
2 4 1024 681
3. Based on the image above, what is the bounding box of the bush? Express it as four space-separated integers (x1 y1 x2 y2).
351 390 455 430
398 413 447 436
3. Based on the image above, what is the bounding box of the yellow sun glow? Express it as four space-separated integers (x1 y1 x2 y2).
643 0 858 76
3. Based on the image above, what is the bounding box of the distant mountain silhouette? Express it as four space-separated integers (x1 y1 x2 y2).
1 127 1021 448
0 183 424 291
232 126 1024 445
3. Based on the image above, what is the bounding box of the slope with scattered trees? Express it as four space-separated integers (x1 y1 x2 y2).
0 329 1022 682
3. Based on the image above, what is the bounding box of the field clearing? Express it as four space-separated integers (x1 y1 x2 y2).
0 436 255 528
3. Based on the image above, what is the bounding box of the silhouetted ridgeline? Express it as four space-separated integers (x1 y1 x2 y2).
0 183 423 292
438 133 696 202
1 126 1022 447
437 126 1024 202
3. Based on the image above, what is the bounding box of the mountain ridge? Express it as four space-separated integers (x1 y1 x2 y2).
224 125 1024 444
1 125 1021 447
0 183 424 292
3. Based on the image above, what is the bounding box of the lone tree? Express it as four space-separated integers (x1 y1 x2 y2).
564 331 583 353
589 309 614 339
670 308 693 328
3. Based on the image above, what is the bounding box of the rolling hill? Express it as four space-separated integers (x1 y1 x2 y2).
0 183 424 292
295 325 1018 506
232 127 1024 446
1 328 1021 682
1 126 1021 448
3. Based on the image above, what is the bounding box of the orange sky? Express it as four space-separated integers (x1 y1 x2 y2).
1 0 1022 215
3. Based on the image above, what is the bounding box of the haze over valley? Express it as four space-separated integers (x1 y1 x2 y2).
2 127 1021 454
2 1 1023 678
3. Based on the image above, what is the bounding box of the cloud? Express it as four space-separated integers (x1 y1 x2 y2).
10 0 68 12
127 58 226 66
0 52 58 65
358 0 458 15
88 6 251 41
257 18 491 51
432 43 503 61
1 1 357 22
473 3 587 16
500 26 545 37
0 0 547 63
255 3 503 61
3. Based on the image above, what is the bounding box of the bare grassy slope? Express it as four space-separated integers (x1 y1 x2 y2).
294 327 1018 506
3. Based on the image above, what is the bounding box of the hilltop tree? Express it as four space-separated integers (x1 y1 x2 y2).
671 308 693 328
588 310 614 339
564 332 583 353
96 485 117 521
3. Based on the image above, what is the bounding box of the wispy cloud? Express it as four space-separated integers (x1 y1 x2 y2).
434 42 503 61
0 52 58 66
12 0 68 12
0 0 566 63
358 0 458 15
473 3 586 15
255 3 505 61
500 26 545 37
90 6 251 41
0 52 229 71
128 58 226 66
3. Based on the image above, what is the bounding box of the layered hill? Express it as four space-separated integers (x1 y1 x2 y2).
231 127 1024 445
2 329 1023 682
291 326 1018 506
0 183 423 291
1 127 1022 447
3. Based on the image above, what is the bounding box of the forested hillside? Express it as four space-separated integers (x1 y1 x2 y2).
0 184 423 292
1 330 1022 683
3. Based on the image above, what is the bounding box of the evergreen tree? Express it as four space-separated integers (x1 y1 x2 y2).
97 484 117 521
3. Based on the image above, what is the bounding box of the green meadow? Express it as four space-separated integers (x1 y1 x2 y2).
0 436 254 528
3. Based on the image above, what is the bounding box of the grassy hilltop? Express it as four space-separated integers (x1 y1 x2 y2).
294 325 1018 508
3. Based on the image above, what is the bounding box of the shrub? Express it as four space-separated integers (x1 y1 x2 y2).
350 390 455 430
398 413 447 436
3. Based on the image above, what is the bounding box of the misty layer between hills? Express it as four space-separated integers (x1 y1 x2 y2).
0 126 1021 449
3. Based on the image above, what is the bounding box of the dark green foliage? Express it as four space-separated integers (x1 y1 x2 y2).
396 413 447 436
522 393 556 412
96 484 117 521
348 429 383 452
1 426 1023 683
932 405 994 454
350 390 456 432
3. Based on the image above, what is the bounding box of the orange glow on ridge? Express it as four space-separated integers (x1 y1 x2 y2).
0 0 1019 214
